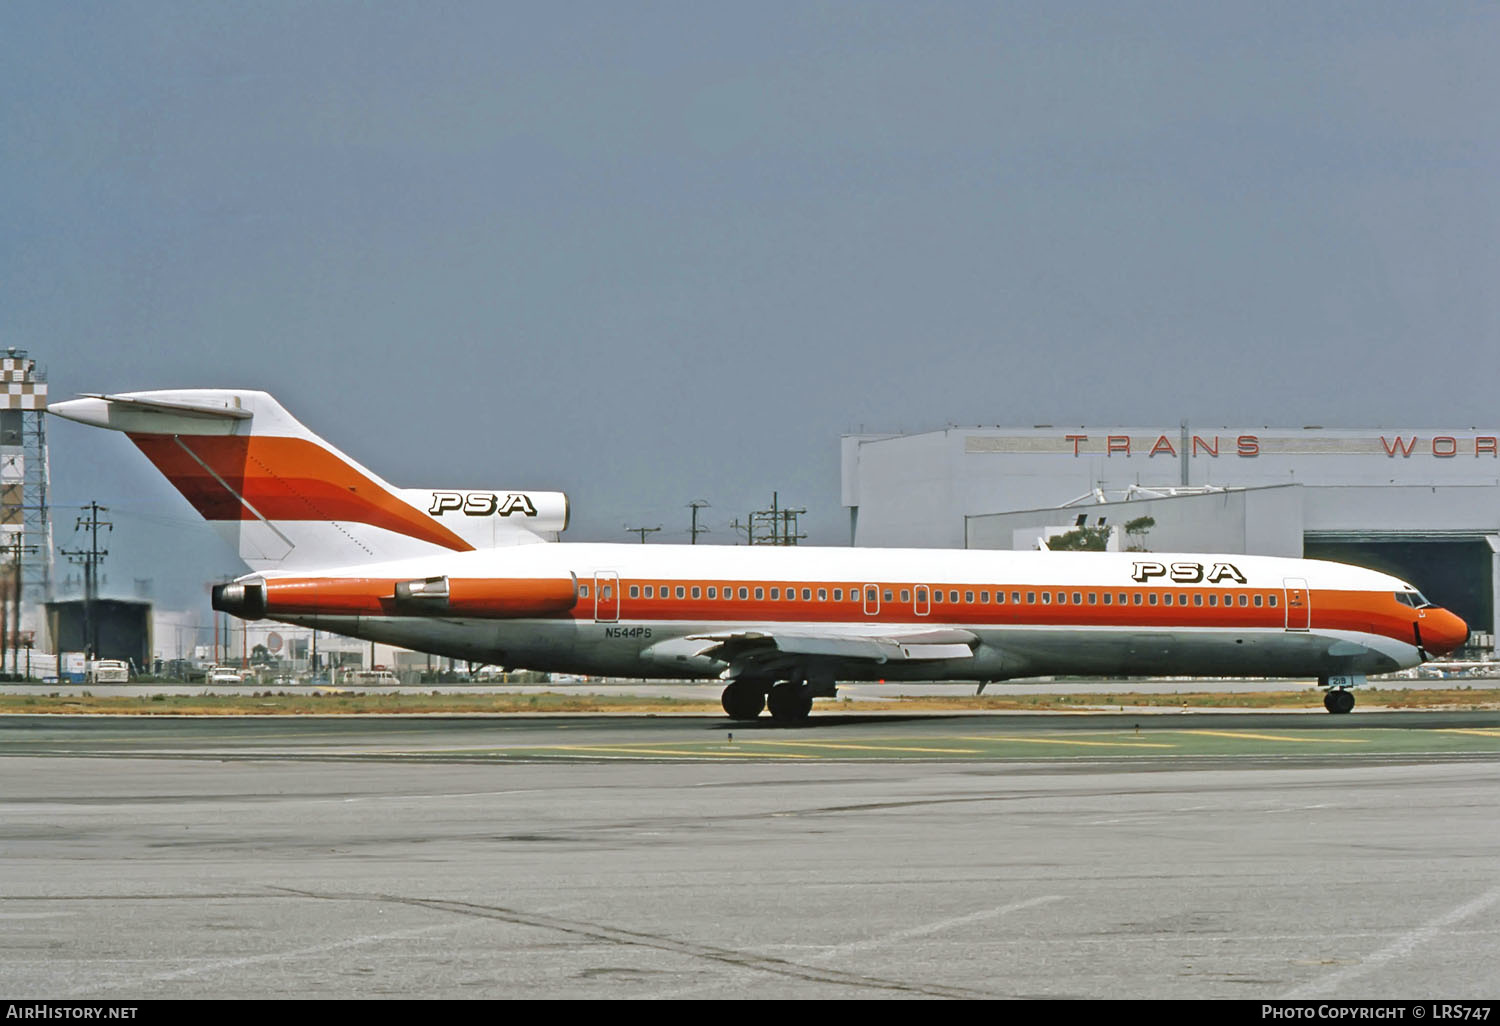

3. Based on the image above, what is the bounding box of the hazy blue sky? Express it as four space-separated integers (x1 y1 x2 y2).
4 2 1497 607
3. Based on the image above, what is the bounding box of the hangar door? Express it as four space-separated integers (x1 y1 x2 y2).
1303 537 1491 637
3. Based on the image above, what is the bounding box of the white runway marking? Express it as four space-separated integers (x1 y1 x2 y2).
60 923 456 998
817 895 1065 959
1283 883 1500 998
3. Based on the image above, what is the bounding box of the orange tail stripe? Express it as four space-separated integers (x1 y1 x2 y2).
129 433 474 551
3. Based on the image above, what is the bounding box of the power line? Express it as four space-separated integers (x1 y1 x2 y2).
624 524 661 544
58 501 111 659
687 500 710 545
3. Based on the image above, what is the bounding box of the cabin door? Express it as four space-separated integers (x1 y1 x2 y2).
1283 578 1310 631
594 571 620 623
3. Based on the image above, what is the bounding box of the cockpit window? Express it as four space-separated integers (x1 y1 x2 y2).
1395 592 1414 607
1396 590 1434 609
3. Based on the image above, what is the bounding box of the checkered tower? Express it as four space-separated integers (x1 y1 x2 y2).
0 348 51 643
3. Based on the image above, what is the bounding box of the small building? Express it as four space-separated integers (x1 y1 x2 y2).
46 598 151 670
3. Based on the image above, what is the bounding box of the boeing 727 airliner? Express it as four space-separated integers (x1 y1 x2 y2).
51 390 1468 719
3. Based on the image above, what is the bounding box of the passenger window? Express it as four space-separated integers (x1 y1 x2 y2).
770 588 780 600
834 589 843 601
1056 592 1066 605
739 587 748 599
1088 593 1096 605
981 591 990 603
901 589 911 602
949 591 959 603
1270 595 1278 607
580 585 589 597
692 586 701 599
754 588 764 600
642 586 651 598
676 586 685 599
1026 592 1035 604
1072 592 1081 605
1148 593 1158 606
1132 593 1142 606
708 587 716 599
629 585 639 598
1254 594 1263 607
785 590 794 602
1103 593 1112 605
966 591 975 603
1193 593 1203 606
884 590 893 602
1041 592 1051 605
802 589 811 600
1209 594 1217 607
1163 594 1172 606
934 591 944 603
1238 594 1248 606
818 588 827 601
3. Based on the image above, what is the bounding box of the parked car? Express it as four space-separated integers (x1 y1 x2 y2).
206 666 244 684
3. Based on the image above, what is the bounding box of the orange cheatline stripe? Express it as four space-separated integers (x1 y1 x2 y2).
575 579 1426 648
130 433 473 551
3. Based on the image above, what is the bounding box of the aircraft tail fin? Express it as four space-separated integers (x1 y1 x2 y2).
50 389 567 570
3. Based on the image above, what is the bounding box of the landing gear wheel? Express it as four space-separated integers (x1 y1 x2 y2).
1323 688 1355 714
721 680 766 720
767 681 813 723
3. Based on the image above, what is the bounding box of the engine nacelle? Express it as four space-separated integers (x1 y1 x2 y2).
213 575 578 619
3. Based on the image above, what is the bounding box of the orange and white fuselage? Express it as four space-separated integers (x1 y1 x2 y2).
51 389 1468 717
214 544 1465 681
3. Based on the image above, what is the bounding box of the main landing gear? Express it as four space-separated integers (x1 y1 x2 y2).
720 679 816 723
721 679 766 720
1321 681 1356 714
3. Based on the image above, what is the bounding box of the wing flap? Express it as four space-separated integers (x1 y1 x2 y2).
687 627 978 665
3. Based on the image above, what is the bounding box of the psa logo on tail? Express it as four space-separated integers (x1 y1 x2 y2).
429 492 539 518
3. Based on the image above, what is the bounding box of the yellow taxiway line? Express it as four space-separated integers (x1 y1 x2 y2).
550 744 811 759
957 735 1176 749
745 740 984 754
1178 730 1366 744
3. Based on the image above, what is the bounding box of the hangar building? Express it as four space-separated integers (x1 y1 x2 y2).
841 426 1500 653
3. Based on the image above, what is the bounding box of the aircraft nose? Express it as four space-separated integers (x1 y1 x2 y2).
1422 608 1469 657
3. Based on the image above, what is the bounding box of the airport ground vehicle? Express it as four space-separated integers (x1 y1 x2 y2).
52 390 1469 719
343 669 398 686
86 660 130 684
206 666 244 685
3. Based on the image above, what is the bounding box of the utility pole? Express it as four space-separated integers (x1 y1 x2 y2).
743 491 806 545
1 533 37 677
59 502 110 660
624 524 661 544
687 500 710 544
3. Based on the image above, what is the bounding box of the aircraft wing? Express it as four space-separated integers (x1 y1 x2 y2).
683 627 978 676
